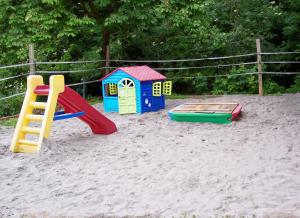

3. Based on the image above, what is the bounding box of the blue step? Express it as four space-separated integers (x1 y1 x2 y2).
54 111 85 121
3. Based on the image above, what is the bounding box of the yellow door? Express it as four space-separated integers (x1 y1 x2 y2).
118 78 136 114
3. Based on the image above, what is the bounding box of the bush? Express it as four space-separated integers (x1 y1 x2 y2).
191 73 209 94
212 65 286 95
264 79 285 94
0 96 23 117
287 75 300 93
212 65 258 95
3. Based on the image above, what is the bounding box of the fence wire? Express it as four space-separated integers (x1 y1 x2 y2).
155 62 257 71
0 63 31 70
263 72 300 75
0 92 25 101
67 79 100 87
261 51 300 55
262 61 300 64
36 53 257 65
0 50 299 102
35 62 257 74
37 69 98 74
169 72 258 80
0 73 30 82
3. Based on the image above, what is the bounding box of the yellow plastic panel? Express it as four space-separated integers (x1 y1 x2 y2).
10 75 44 152
109 83 117 95
163 81 172 95
42 75 65 140
152 82 162 96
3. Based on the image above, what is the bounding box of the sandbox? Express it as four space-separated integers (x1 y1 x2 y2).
168 103 242 124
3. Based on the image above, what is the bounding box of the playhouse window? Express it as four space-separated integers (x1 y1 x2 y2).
105 83 118 96
152 82 162 96
163 81 172 95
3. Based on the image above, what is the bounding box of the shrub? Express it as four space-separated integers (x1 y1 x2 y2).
287 75 300 93
212 65 285 95
0 96 23 117
191 72 209 94
264 79 285 94
212 65 258 94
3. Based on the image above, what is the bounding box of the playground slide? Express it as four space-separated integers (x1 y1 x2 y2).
57 86 117 134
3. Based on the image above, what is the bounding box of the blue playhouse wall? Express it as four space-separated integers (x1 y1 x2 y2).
140 81 165 113
102 70 142 113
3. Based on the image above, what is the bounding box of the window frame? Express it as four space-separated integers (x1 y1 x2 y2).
152 81 162 97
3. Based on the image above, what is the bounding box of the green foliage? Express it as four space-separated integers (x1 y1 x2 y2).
212 66 258 95
264 79 285 94
87 96 102 105
192 73 209 94
0 0 299 117
287 75 300 93
0 117 18 127
0 96 24 117
165 93 188 100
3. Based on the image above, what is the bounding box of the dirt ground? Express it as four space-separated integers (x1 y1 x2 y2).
0 94 300 218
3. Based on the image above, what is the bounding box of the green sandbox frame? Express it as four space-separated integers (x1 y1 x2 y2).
168 111 232 124
168 103 242 124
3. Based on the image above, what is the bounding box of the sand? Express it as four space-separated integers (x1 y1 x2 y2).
0 94 300 218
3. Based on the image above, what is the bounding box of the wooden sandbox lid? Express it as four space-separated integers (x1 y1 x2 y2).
172 103 239 114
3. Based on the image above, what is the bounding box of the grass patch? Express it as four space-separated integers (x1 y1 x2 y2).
165 93 189 99
86 96 102 105
0 117 18 127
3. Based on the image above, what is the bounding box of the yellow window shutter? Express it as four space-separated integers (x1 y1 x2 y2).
152 82 162 96
163 81 172 95
109 83 117 95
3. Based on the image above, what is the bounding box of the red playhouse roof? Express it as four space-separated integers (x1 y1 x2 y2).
100 65 167 82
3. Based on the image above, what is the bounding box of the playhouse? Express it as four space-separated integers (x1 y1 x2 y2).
100 65 172 114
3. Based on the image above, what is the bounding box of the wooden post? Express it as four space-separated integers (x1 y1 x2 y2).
256 39 263 96
105 45 110 75
81 78 86 99
29 44 36 75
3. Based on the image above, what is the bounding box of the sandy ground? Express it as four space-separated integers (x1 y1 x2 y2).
0 94 300 218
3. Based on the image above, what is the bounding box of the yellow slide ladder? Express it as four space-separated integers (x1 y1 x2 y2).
10 75 65 153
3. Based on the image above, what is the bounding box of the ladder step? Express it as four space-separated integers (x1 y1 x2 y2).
18 140 39 146
18 144 38 153
22 127 41 134
30 102 47 109
26 114 44 121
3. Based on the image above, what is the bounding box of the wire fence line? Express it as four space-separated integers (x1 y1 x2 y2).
36 53 257 64
155 62 257 70
261 51 300 55
67 79 100 87
262 61 300 64
0 73 30 82
1 50 299 70
168 72 258 80
263 72 300 75
34 62 257 74
0 80 101 101
0 92 25 101
36 69 98 74
0 63 32 70
1 71 300 102
0 49 299 101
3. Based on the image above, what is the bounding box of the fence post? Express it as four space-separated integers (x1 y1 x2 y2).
105 45 110 75
81 78 86 99
29 44 36 75
256 39 263 96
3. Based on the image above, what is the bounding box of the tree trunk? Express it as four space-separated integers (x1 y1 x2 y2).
101 28 110 75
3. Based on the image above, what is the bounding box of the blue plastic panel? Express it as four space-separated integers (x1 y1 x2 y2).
140 81 165 113
102 70 142 113
54 111 85 121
